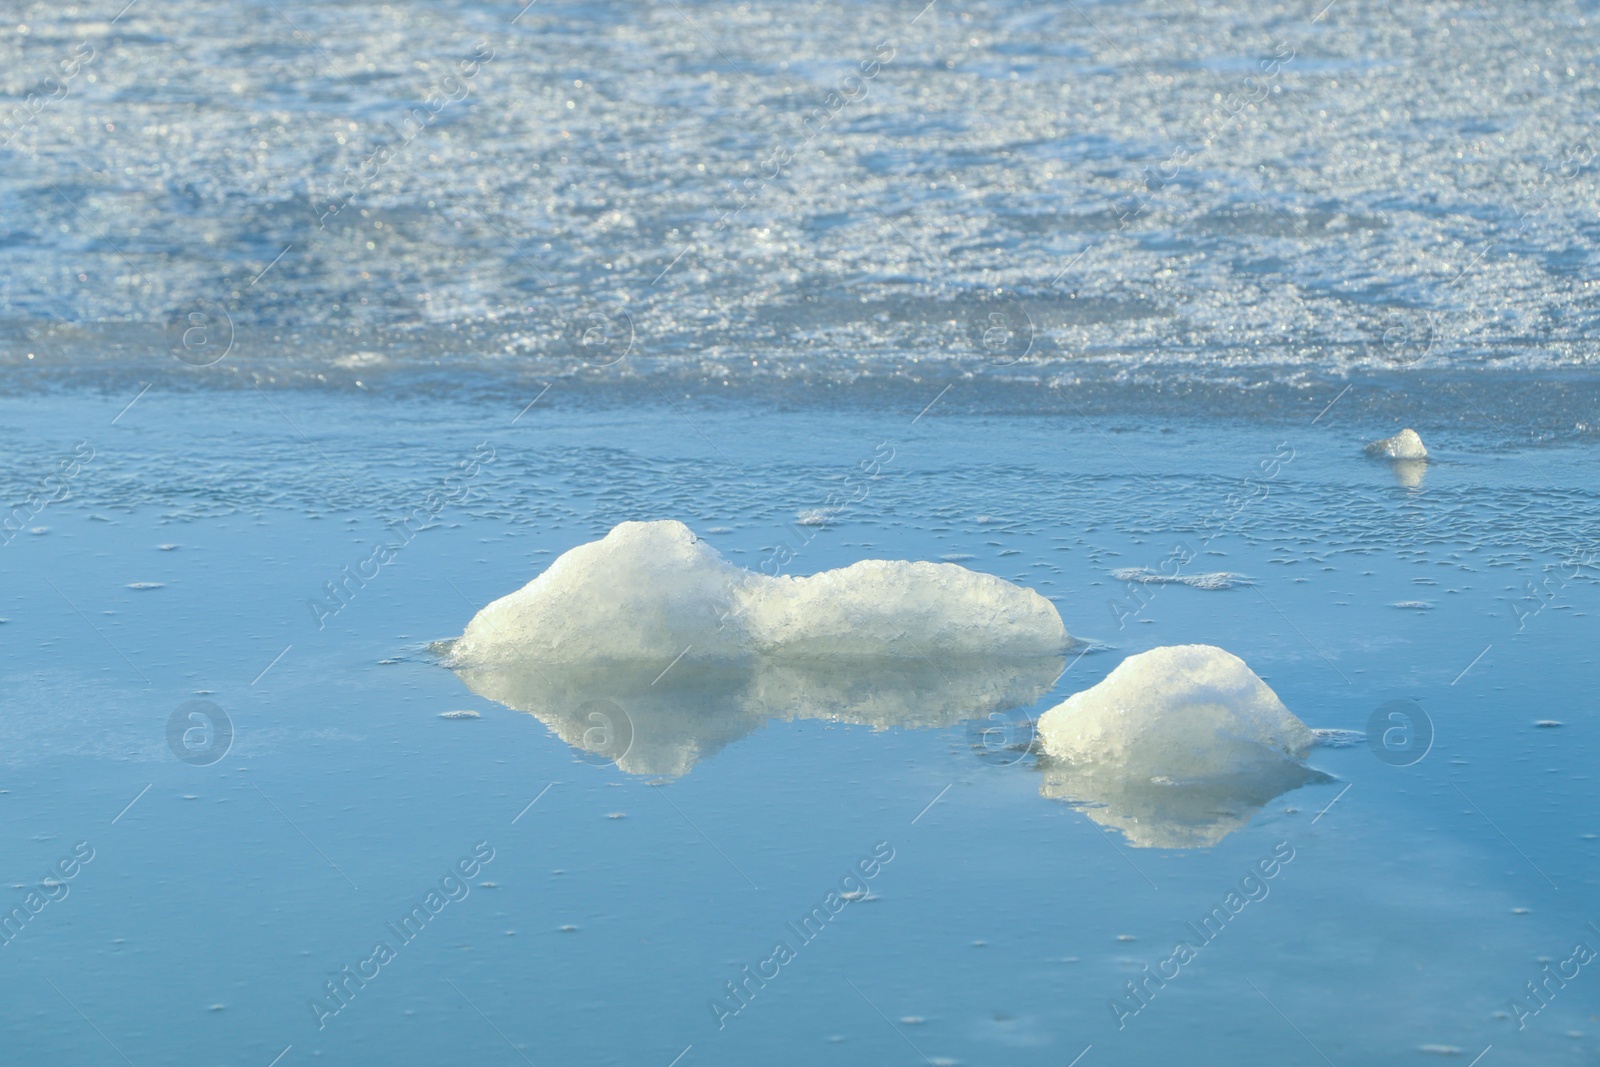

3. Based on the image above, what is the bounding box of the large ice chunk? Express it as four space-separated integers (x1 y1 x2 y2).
449 520 1070 666
443 520 1071 775
1036 645 1314 779
741 558 1068 659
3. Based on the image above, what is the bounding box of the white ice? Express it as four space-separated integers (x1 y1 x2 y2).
1036 644 1314 780
1365 427 1429 460
449 519 1070 666
1034 644 1325 847
443 520 1070 775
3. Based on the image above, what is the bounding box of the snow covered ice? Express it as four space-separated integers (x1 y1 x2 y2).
443 520 1070 775
1034 645 1328 847
448 520 1070 665
1037 645 1314 778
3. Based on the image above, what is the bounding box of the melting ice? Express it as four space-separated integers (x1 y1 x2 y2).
442 520 1070 775
1035 645 1330 848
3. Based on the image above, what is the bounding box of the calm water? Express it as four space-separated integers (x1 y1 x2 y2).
1 391 1597 1064
3 0 1599 1063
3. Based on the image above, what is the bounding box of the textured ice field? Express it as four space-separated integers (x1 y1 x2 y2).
2 0 1599 419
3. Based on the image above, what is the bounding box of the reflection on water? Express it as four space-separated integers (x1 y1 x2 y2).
1037 758 1334 849
1390 458 1428 489
450 655 1067 778
450 649 1334 848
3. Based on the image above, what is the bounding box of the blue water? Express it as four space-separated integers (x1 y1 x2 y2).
4 0 1599 1063
2 391 1597 1064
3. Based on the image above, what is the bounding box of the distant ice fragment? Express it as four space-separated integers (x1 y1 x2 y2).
1311 728 1365 748
1365 427 1428 460
439 710 480 719
1110 568 1251 590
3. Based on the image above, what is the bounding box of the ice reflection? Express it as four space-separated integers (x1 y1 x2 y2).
450 654 1067 778
1038 758 1334 849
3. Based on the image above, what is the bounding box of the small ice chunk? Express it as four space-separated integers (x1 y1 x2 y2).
1312 728 1366 747
439 710 480 720
1111 568 1251 590
1037 645 1314 778
1036 645 1327 847
1365 428 1428 460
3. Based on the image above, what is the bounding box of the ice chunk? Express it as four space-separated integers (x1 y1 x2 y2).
741 559 1068 659
443 520 1070 775
449 520 753 667
1035 644 1326 847
1036 645 1314 778
1110 568 1251 590
1365 427 1428 460
449 520 1069 666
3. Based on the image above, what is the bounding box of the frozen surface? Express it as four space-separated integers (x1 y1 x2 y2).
4 0 1600 441
1037 645 1316 780
448 519 1070 666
